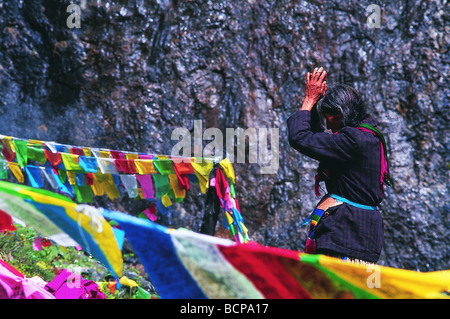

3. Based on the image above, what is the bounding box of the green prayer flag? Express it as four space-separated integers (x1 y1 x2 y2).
152 174 171 198
12 139 28 167
174 197 184 203
0 159 8 179
133 286 152 299
230 182 235 198
153 159 175 175
27 145 47 163
58 169 67 183
72 183 93 203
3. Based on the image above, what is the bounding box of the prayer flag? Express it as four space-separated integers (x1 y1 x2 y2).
61 153 82 171
44 150 62 167
12 139 28 167
135 159 157 175
1 137 16 162
168 174 186 199
25 165 44 188
102 211 450 299
119 174 138 198
78 156 98 173
153 156 175 175
151 174 170 198
136 174 154 199
27 145 46 163
191 159 214 194
0 181 123 278
219 158 236 184
8 162 24 183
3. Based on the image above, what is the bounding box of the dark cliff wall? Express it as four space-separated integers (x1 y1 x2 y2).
0 0 448 271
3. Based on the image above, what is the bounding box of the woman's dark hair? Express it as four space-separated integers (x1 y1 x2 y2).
317 84 368 127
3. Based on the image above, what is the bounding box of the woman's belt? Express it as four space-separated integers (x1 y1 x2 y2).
329 194 376 210
303 194 377 254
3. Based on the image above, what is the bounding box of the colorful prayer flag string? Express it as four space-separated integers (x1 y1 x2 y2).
0 182 448 299
0 134 248 242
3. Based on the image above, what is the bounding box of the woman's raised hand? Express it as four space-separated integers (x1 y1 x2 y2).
301 67 327 111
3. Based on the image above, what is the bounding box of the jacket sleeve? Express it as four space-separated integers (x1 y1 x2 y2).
287 110 358 163
310 104 325 133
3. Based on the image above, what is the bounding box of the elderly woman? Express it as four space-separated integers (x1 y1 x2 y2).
287 67 391 263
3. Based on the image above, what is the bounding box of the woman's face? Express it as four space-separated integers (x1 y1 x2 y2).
323 112 343 133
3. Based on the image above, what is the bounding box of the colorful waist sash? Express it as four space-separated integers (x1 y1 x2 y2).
303 194 376 254
329 194 376 210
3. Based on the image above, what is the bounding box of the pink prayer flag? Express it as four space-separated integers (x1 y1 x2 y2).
138 154 153 160
33 238 43 251
143 205 157 222
0 260 54 299
225 194 234 211
110 150 126 160
136 175 155 199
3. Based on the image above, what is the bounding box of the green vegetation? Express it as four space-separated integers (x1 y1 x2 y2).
0 225 159 299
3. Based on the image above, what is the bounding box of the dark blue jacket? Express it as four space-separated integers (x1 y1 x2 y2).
287 110 384 262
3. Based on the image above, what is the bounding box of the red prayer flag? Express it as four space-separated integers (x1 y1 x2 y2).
0 209 16 232
44 150 62 167
70 147 84 156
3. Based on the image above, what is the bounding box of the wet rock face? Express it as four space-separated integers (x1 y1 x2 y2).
0 0 448 271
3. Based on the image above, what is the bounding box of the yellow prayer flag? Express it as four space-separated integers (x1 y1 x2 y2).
161 193 173 207
219 158 236 184
28 139 44 146
66 171 77 185
102 174 121 200
191 159 214 194
168 174 186 199
137 188 144 199
99 150 110 158
120 276 138 287
82 147 92 157
225 211 234 225
125 153 139 160
240 222 248 235
61 153 82 171
316 255 450 299
90 172 105 196
8 162 24 183
135 160 157 175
